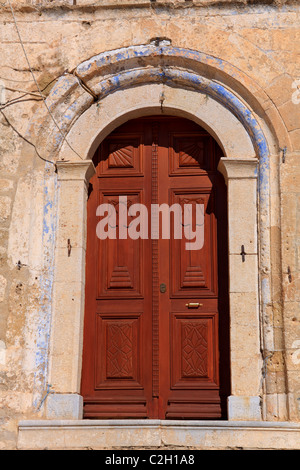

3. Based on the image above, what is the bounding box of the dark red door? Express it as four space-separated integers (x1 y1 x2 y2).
81 116 229 419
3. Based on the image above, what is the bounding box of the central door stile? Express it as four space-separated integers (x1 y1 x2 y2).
151 121 160 402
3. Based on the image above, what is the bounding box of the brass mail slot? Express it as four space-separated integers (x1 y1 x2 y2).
185 302 203 308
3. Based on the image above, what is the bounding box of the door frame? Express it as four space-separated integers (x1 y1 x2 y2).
29 44 281 421
80 116 229 419
46 83 265 421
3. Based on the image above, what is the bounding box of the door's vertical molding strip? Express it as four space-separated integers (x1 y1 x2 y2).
151 121 159 398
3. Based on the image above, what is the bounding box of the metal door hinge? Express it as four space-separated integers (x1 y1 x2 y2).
281 146 287 163
240 245 246 262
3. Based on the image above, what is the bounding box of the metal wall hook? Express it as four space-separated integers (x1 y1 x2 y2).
67 239 72 257
240 245 247 262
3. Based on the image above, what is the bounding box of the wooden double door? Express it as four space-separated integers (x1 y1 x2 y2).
81 116 230 419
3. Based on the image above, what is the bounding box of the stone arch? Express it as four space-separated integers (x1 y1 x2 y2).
15 44 285 421
29 43 287 162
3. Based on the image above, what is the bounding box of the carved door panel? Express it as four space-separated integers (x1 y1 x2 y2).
81 117 229 419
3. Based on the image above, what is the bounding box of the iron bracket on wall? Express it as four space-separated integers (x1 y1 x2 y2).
67 239 72 257
240 245 247 262
281 146 287 163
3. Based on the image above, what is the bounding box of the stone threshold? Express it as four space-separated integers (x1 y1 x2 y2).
18 419 300 450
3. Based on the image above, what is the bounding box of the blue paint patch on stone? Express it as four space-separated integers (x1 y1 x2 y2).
33 164 58 410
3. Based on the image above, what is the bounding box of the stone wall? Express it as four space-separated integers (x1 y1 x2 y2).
0 0 299 449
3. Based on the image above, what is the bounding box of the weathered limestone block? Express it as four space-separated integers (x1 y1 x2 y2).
45 394 83 420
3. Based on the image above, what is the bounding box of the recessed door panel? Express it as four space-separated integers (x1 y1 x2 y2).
99 134 144 177
170 189 217 298
169 133 213 175
95 314 143 389
97 190 144 298
170 313 218 389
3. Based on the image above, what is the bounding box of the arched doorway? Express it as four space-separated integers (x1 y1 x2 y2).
81 116 230 419
17 44 283 425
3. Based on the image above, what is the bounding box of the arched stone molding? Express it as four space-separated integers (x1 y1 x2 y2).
29 43 291 158
59 85 255 161
16 44 287 422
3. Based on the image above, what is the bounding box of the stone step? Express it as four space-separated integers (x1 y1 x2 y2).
17 419 300 450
